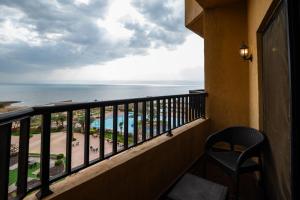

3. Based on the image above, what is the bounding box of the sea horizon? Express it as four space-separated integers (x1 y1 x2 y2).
0 81 204 107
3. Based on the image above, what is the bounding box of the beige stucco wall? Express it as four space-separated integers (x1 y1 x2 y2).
185 0 203 25
247 0 273 129
186 1 291 199
203 1 249 132
185 0 204 36
186 0 292 199
26 119 211 200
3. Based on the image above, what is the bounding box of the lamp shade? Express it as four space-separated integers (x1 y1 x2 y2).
239 43 249 58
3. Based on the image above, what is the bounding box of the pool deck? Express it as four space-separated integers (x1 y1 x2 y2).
11 132 115 167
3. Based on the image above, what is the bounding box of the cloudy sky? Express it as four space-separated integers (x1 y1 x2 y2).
0 0 204 84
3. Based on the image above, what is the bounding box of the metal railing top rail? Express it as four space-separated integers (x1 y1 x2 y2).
0 92 207 125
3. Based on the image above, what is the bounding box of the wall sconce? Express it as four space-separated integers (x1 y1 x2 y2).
239 42 252 62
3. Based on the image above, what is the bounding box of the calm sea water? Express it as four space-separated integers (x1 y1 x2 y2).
0 83 203 106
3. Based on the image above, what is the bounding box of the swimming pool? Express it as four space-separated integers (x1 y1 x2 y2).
90 113 141 133
90 112 175 134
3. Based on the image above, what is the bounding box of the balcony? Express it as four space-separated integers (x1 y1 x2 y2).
0 91 210 200
1 0 297 199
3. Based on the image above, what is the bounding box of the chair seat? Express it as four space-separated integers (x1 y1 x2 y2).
207 150 258 172
167 173 228 200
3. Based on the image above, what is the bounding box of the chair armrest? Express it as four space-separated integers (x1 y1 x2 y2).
237 143 263 168
205 130 231 151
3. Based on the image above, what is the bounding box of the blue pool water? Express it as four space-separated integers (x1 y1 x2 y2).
90 113 142 134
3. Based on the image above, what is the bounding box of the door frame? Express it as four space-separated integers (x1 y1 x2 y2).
257 0 300 199
286 0 300 199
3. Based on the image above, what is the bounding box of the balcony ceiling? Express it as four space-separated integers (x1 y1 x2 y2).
196 0 242 8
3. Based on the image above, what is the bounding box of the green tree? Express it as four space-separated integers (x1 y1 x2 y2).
57 113 66 128
52 114 60 128
119 121 124 135
77 115 85 133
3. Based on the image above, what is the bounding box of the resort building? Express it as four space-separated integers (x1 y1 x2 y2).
0 0 299 199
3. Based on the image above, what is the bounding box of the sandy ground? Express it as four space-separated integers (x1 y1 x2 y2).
9 110 129 168
0 105 29 113
11 132 115 168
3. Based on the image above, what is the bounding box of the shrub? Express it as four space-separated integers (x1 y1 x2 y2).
55 159 63 167
56 154 64 160
30 129 41 135
90 129 97 135
73 127 82 133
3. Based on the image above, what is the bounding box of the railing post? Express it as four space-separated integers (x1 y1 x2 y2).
112 105 118 154
189 95 192 121
66 111 73 174
198 94 202 118
133 102 138 145
185 96 188 123
181 97 185 125
17 118 31 199
100 107 105 159
162 99 166 133
149 100 154 138
36 113 53 199
124 103 129 149
84 109 90 166
167 98 173 136
173 98 176 129
177 97 181 126
142 101 146 141
156 99 160 135
202 93 207 118
0 123 12 200
189 90 207 119
190 94 196 119
195 95 199 118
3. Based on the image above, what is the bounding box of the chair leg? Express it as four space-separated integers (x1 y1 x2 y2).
258 156 265 199
203 154 207 178
234 174 239 200
259 169 265 199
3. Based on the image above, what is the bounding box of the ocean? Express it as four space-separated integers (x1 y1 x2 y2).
0 83 203 106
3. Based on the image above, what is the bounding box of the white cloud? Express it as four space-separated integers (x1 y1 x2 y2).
74 0 91 6
0 0 204 83
96 0 137 41
41 34 204 82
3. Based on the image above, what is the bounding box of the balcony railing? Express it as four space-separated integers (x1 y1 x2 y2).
0 91 207 200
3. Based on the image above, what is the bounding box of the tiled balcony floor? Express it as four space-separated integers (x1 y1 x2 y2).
161 156 264 200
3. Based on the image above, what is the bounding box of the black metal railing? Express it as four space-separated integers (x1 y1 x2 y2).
0 91 207 200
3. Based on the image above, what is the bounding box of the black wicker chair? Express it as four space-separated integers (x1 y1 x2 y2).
204 126 265 200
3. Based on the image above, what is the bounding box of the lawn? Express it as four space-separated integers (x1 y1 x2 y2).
105 132 134 144
9 163 40 186
9 169 17 186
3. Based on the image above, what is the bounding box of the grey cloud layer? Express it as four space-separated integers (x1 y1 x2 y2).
0 0 188 73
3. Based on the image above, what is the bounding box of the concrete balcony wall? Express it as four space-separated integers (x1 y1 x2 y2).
26 119 210 200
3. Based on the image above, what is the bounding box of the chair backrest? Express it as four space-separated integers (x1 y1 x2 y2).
221 126 265 148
